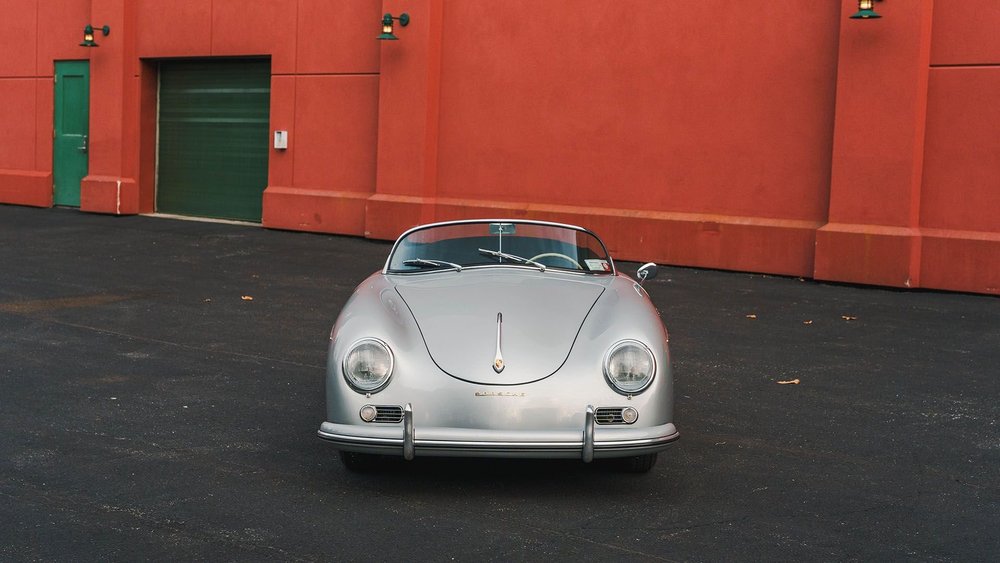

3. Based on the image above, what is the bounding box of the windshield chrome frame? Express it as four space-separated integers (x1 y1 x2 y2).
382 219 617 276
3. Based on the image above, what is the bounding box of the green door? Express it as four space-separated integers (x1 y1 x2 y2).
156 59 271 222
53 61 90 207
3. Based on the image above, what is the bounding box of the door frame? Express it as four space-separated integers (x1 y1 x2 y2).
52 60 90 207
153 57 271 222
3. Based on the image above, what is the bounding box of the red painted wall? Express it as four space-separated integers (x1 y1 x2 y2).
437 2 839 219
0 0 996 294
919 0 1000 293
371 0 841 279
816 0 998 293
0 0 90 207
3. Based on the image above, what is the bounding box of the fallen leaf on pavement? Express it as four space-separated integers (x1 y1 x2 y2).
803 320 813 325
746 314 757 319
841 315 857 321
241 295 254 301
777 379 800 385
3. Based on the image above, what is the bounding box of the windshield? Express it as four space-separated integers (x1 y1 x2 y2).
386 221 614 274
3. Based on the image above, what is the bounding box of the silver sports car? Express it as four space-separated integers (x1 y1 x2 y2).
318 219 678 472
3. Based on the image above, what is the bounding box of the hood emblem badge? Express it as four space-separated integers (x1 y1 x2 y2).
493 312 505 373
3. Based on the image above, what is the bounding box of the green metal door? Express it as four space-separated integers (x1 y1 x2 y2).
156 59 270 222
53 61 90 207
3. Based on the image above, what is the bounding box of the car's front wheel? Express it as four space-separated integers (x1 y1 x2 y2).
619 453 658 473
338 450 380 472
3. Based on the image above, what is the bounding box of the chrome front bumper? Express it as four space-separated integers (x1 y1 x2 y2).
317 404 680 461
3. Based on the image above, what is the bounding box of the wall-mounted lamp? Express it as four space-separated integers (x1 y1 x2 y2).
79 24 110 47
850 0 882 19
377 13 410 40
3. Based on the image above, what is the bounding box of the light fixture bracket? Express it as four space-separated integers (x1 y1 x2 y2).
850 0 883 19
378 12 410 41
80 24 110 47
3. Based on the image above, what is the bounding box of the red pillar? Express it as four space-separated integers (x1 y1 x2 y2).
815 0 935 287
80 0 141 214
367 0 445 239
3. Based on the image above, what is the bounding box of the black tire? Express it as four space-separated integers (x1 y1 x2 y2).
620 453 658 473
338 450 380 472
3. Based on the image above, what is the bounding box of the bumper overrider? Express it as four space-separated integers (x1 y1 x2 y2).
318 404 679 461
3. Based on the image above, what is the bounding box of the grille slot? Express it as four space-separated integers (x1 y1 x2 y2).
373 405 403 423
595 407 626 425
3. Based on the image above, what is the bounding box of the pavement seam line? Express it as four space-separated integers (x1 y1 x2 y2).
35 318 325 370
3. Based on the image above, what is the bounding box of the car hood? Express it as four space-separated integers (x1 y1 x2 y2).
393 269 606 385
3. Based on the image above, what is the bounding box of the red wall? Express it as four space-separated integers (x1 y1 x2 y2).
815 0 999 293
0 0 996 294
0 0 90 207
372 0 842 279
919 0 1000 293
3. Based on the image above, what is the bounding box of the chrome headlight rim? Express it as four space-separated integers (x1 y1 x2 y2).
603 339 656 395
342 337 394 394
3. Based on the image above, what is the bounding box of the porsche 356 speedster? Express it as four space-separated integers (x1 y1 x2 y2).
317 219 678 472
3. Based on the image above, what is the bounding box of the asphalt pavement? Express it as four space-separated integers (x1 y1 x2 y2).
1 204 997 561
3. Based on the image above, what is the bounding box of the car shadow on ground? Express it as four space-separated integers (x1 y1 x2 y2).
319 454 686 496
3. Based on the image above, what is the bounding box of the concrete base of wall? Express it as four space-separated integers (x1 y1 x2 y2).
815 223 1000 295
365 195 821 278
921 229 1000 294
262 187 368 234
3 190 994 295
0 170 52 208
81 176 140 215
814 223 920 288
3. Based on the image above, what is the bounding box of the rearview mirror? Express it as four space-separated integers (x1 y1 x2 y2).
489 223 516 235
636 262 658 285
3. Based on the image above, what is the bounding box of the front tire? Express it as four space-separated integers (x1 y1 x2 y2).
619 453 658 473
339 450 380 472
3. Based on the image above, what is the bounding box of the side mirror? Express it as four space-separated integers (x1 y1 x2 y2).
636 262 658 285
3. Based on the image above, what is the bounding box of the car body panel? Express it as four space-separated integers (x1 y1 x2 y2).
395 268 607 384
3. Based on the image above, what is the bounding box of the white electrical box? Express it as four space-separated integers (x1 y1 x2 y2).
274 130 288 150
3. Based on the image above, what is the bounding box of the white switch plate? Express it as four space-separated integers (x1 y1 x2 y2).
274 130 288 150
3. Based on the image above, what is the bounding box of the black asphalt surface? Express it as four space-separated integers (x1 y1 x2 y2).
1 204 997 561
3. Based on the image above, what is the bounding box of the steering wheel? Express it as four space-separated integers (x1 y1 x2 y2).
529 252 583 269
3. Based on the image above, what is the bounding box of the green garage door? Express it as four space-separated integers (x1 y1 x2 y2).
157 59 270 222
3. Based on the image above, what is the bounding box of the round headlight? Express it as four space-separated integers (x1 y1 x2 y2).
343 338 393 393
603 340 655 394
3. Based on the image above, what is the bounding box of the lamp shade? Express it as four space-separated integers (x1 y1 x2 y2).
850 0 881 19
79 25 98 47
850 9 881 19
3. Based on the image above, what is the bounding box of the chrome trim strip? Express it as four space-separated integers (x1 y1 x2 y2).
317 419 680 457
416 440 581 448
413 433 679 449
403 403 415 460
341 337 394 394
316 434 680 449
493 312 505 373
602 339 656 396
318 433 402 445
386 264 608 278
583 405 595 463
